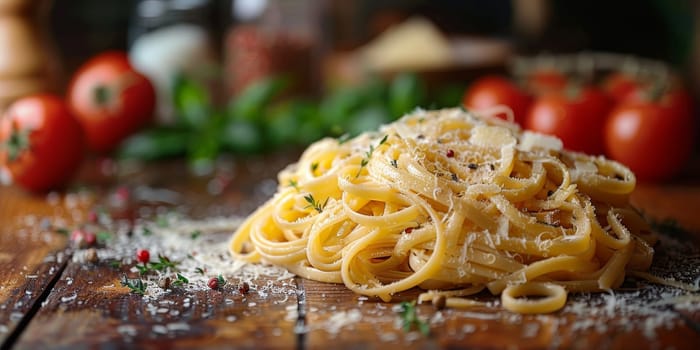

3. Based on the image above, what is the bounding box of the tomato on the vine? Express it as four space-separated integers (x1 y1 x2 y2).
0 94 84 192
602 72 644 102
525 87 612 155
462 76 532 126
526 70 568 95
67 51 156 153
604 95 694 182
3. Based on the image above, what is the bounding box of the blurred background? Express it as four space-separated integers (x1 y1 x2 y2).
45 0 696 85
1 0 698 179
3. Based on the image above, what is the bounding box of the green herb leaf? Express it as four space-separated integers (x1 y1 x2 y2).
219 119 264 154
96 231 112 244
195 267 205 275
190 230 202 240
356 135 388 178
149 254 178 272
121 275 147 295
304 194 327 213
389 73 425 119
171 273 189 287
118 127 190 161
135 264 149 275
397 301 430 336
216 274 227 287
228 76 289 123
173 74 210 129
156 215 169 228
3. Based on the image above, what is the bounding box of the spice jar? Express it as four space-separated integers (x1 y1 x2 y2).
225 0 323 97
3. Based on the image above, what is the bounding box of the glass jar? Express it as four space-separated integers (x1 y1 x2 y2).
128 0 218 123
224 0 323 97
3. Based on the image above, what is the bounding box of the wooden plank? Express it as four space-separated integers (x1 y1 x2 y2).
301 278 700 350
300 280 435 348
0 185 90 346
11 156 302 349
631 183 700 234
15 243 299 349
3 155 700 349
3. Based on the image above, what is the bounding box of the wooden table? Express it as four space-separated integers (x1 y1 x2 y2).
1 154 699 350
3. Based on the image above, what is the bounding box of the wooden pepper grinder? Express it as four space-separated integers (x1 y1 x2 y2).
0 0 59 112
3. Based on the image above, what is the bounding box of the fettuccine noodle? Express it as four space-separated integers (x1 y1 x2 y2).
229 108 654 313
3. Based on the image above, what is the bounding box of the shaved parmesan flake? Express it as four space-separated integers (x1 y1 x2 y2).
470 125 516 148
518 131 563 152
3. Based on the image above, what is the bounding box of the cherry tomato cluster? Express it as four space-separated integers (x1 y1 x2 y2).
0 52 156 192
463 70 695 182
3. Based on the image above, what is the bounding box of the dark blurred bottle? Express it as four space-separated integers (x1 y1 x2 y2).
224 0 324 98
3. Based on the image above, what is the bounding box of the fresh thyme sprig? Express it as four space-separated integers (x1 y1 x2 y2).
136 254 179 275
171 273 189 287
304 194 328 213
356 134 388 178
397 301 430 336
288 179 299 191
121 275 147 295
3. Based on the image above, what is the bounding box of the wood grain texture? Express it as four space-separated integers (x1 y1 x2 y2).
0 156 699 350
15 260 299 349
0 186 84 346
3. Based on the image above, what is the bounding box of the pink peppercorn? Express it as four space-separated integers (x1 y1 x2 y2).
136 249 150 264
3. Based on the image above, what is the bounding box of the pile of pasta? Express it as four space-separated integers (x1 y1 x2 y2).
229 108 655 314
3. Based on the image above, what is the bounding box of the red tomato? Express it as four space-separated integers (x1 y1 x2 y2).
602 72 643 102
526 70 568 95
604 99 694 182
463 76 532 126
67 51 156 153
525 87 612 155
626 86 693 117
0 94 84 192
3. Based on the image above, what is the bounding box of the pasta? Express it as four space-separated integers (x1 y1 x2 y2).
229 108 654 313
